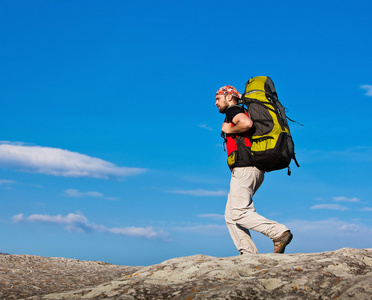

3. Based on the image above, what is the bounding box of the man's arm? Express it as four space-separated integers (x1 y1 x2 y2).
221 112 253 134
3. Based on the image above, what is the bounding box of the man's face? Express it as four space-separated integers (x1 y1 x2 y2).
215 94 229 113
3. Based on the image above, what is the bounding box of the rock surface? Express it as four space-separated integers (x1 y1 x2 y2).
0 254 140 299
0 248 371 299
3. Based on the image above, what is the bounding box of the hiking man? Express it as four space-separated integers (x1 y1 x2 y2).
215 85 293 254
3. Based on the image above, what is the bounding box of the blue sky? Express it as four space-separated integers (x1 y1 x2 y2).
1 0 372 266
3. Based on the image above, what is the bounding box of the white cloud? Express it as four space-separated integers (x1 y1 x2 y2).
0 141 30 146
166 189 227 197
182 175 224 185
362 207 372 211
13 212 90 233
0 179 16 185
64 189 118 201
0 143 146 179
26 212 88 224
11 213 24 223
198 124 213 131
361 84 372 96
96 226 166 239
297 146 372 163
286 218 372 236
286 218 372 235
310 204 349 211
283 218 372 252
173 224 227 235
332 196 360 203
339 223 360 232
198 213 225 221
105 197 119 201
64 189 103 198
0 181 16 190
12 212 166 239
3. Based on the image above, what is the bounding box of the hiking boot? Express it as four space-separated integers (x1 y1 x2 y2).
273 230 293 253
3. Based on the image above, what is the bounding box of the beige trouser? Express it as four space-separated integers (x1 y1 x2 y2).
225 166 289 254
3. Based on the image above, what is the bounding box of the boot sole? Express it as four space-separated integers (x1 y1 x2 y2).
276 232 293 253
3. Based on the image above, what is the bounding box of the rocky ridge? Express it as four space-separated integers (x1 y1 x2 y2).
0 254 140 299
0 248 371 299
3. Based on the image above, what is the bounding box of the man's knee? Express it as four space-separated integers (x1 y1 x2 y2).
230 206 254 222
231 212 245 223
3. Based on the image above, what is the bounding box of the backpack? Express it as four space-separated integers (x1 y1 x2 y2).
240 76 300 175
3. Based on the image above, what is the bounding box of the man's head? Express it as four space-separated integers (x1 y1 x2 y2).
215 85 241 113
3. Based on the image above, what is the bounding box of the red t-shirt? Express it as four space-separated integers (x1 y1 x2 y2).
225 106 252 156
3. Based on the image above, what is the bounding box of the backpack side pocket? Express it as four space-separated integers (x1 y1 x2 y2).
227 151 238 169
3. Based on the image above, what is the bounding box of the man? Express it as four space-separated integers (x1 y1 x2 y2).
215 85 293 254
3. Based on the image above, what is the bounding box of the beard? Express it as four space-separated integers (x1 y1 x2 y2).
218 106 228 113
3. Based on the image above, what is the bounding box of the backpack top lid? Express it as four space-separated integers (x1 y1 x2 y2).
242 75 290 134
243 76 277 103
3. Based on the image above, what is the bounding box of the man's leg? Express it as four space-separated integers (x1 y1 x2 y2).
225 192 258 254
229 167 289 246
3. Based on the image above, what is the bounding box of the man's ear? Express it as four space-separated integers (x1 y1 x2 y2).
225 94 233 103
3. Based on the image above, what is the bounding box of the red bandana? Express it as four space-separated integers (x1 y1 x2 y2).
216 85 241 99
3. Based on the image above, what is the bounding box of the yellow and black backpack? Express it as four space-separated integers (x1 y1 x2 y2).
241 76 300 175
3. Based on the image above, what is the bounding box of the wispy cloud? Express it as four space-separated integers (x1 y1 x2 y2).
0 141 30 146
64 189 118 201
173 224 227 235
310 204 349 211
361 84 372 96
198 124 213 131
362 207 372 211
166 189 227 197
12 212 167 239
287 218 372 235
181 175 225 185
284 218 372 252
0 143 146 179
332 196 360 203
0 179 16 190
197 213 225 221
64 189 104 198
0 179 16 185
96 225 165 238
12 212 90 233
297 146 372 163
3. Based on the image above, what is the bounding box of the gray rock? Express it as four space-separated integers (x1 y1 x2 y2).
21 248 372 299
0 254 140 299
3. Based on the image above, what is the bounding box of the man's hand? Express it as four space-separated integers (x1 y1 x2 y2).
221 122 234 134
